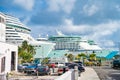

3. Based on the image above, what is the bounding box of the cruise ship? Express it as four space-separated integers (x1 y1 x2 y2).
48 31 102 51
5 14 35 45
3 13 55 63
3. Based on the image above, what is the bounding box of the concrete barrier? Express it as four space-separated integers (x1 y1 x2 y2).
55 69 76 80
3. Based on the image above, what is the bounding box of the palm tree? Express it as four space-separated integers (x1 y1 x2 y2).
64 53 68 57
18 40 36 63
89 53 96 61
77 53 86 60
67 54 74 62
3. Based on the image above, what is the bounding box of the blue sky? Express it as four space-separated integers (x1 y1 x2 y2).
1 0 120 48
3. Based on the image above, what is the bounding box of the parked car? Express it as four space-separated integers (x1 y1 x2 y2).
112 60 120 68
24 63 38 74
36 65 50 75
68 63 85 72
18 63 30 72
53 62 65 67
65 62 72 66
57 66 69 75
74 61 83 66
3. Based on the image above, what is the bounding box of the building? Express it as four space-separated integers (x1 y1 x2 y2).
5 14 35 45
0 42 18 74
29 41 55 63
0 12 18 74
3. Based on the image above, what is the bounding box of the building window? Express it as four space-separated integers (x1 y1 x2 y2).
1 57 5 73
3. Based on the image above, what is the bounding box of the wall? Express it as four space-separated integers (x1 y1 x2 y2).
0 42 18 74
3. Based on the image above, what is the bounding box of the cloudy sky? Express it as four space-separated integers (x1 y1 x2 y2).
1 0 120 48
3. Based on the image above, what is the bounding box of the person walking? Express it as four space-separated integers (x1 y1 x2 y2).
51 63 55 73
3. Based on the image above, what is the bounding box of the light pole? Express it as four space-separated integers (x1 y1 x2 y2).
54 53 56 62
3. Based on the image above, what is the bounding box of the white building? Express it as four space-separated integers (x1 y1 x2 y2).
0 42 18 74
0 12 18 74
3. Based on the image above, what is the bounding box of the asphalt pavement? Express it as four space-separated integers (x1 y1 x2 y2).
93 66 120 80
78 67 100 80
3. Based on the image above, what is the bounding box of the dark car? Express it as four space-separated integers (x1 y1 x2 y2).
36 65 50 75
112 60 120 68
74 61 83 66
68 63 85 72
65 62 72 66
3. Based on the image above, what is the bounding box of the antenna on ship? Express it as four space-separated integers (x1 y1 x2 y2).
38 34 41 38
46 34 49 38
56 29 65 36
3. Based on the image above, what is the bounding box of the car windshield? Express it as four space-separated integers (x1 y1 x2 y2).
22 63 29 66
30 63 36 66
38 66 46 68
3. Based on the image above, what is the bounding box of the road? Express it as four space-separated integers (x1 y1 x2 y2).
93 66 120 80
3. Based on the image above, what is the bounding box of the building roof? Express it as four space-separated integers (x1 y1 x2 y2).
47 50 68 58
33 41 55 59
95 50 119 59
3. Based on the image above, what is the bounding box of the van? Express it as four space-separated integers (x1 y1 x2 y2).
112 60 120 68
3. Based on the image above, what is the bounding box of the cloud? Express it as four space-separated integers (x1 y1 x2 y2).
13 0 34 11
57 19 120 47
115 5 120 12
99 40 115 48
83 4 99 16
47 0 76 14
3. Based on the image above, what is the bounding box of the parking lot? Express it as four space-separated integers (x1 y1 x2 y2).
8 68 59 80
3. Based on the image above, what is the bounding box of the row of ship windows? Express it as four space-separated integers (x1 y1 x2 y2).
6 33 17 34
6 25 30 33
55 38 80 41
7 24 31 31
6 36 20 37
6 39 23 40
6 29 29 34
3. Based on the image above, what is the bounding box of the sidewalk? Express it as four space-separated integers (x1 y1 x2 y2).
78 67 100 80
